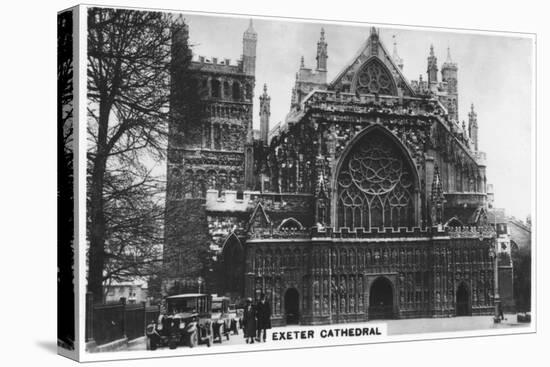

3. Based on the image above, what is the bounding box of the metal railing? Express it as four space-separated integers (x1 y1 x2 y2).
86 293 160 346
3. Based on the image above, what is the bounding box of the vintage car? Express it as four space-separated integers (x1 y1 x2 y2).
146 293 213 350
211 296 232 342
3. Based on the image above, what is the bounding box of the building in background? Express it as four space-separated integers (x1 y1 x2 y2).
104 279 149 305
164 22 509 325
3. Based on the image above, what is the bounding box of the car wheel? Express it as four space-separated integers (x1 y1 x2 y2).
189 331 198 348
168 339 177 350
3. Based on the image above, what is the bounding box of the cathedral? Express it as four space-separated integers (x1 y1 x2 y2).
163 17 510 325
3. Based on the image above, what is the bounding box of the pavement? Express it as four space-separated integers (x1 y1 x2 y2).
124 314 529 352
384 313 527 335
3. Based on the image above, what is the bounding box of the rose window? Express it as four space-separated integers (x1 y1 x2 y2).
337 129 415 229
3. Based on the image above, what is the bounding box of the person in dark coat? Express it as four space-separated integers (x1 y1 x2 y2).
242 297 257 344
256 293 272 342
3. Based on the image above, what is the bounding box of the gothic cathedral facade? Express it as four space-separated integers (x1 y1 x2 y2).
165 18 502 325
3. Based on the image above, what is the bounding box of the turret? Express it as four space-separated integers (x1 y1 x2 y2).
427 44 438 85
442 47 459 121
468 103 479 151
316 28 328 72
259 84 271 146
242 19 257 76
441 47 458 92
170 15 191 81
392 35 404 70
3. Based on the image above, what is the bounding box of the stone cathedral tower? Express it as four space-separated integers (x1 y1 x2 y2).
163 19 256 294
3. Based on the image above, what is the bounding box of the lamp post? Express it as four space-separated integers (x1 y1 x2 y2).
489 239 500 323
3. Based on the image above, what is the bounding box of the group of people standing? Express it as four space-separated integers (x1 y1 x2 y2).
242 293 272 344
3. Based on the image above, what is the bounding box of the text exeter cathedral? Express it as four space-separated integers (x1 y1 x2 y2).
163 17 511 325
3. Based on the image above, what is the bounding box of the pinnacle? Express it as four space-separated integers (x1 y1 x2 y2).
244 18 256 36
446 46 452 63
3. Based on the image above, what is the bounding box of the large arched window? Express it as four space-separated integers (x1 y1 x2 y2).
211 79 221 98
353 58 397 96
336 128 416 230
232 82 241 100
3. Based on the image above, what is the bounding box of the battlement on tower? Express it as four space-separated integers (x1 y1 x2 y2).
191 55 245 74
205 189 259 212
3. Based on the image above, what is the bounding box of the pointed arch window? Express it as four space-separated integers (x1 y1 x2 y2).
354 58 397 96
336 128 416 230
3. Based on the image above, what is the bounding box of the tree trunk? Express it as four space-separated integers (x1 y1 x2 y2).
87 100 111 303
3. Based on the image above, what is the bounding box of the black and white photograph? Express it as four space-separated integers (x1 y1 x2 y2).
52 2 538 363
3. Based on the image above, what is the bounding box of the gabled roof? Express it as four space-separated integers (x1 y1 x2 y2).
247 202 271 230
330 27 415 96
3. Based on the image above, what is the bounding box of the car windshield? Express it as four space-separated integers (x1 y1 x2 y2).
168 298 198 313
212 301 222 312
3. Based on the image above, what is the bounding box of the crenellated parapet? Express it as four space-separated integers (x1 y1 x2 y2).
205 189 259 212
446 225 495 239
247 224 495 241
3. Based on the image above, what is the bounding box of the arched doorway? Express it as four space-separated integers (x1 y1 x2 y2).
456 282 471 316
368 277 394 320
221 234 244 297
284 288 300 325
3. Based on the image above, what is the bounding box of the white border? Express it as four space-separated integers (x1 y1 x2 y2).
73 3 538 363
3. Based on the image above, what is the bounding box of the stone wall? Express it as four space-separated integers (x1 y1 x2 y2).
245 233 495 325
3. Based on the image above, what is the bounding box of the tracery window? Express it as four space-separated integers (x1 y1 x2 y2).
354 59 397 96
337 129 416 229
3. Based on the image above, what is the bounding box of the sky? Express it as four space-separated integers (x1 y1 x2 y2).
179 12 533 221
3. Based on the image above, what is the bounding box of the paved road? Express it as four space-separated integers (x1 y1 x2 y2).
126 314 528 351
127 330 251 351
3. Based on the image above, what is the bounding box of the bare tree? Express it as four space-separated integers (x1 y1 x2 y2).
58 9 75 349
86 7 190 302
